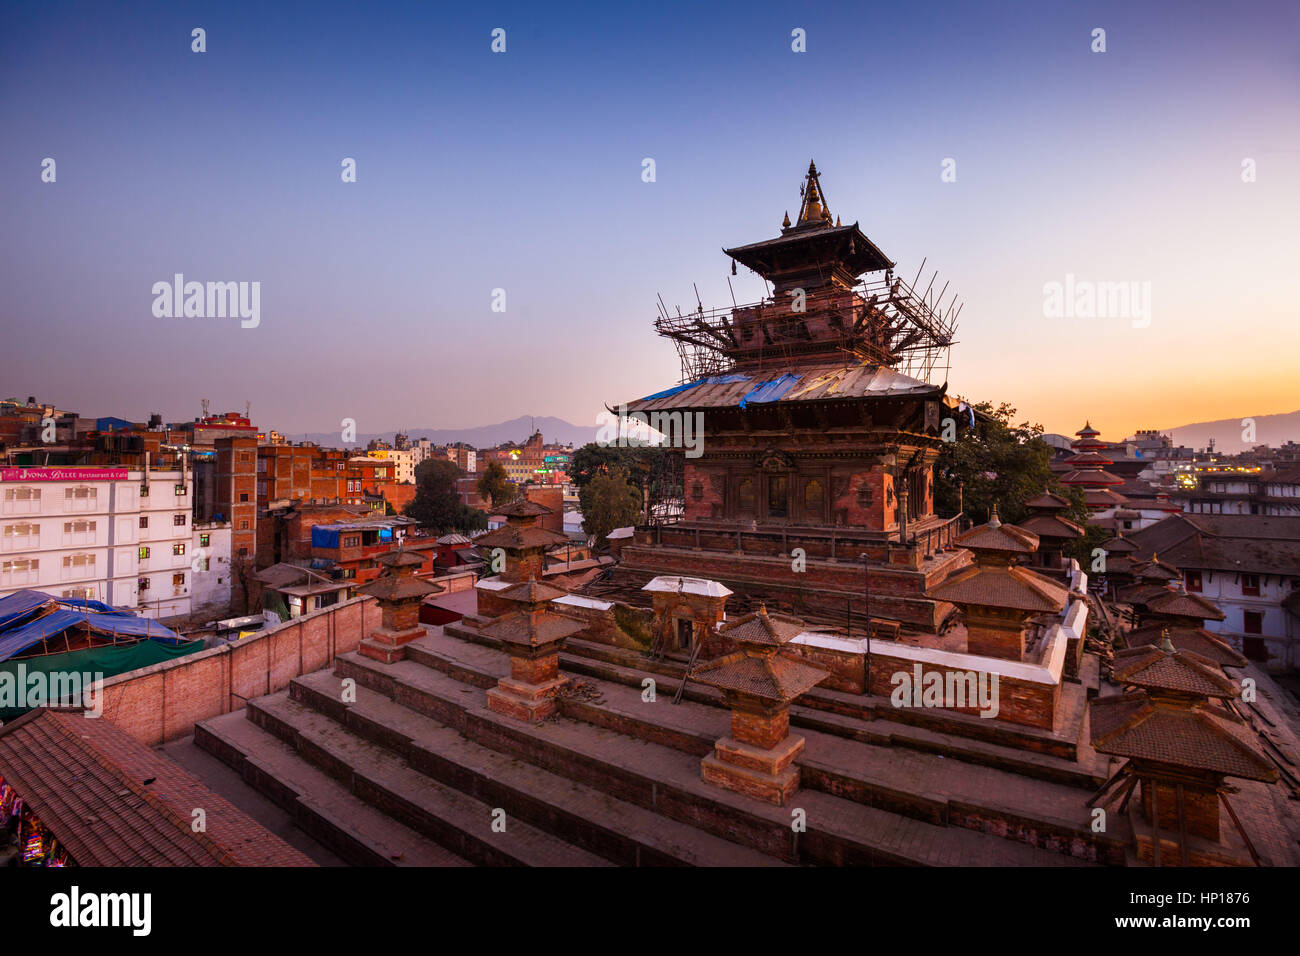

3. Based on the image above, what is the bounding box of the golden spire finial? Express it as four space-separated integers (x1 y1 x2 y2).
782 210 791 229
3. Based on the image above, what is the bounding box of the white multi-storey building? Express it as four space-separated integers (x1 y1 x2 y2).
0 465 195 618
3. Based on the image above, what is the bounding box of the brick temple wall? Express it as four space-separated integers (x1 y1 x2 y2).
100 596 377 746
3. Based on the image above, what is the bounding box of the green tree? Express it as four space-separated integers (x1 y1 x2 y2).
476 460 514 508
580 466 642 542
570 442 679 523
934 400 1087 527
405 458 483 533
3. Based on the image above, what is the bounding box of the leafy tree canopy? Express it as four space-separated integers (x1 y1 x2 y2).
580 466 642 543
404 457 486 533
934 400 1090 528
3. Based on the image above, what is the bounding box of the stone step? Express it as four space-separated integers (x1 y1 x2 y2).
291 669 787 867
194 711 471 867
442 625 1092 775
333 648 1098 866
404 632 1127 862
244 691 612 868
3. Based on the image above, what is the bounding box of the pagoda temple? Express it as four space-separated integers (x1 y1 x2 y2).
601 162 967 631
1058 423 1127 511
1090 637 1277 865
1014 487 1084 573
927 507 1069 661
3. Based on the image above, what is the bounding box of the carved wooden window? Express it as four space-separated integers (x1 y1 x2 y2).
804 479 824 517
737 478 755 515
768 475 789 518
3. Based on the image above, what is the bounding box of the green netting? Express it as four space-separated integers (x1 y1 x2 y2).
0 638 205 721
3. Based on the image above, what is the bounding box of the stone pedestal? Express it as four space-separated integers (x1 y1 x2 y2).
701 727 805 806
359 624 424 664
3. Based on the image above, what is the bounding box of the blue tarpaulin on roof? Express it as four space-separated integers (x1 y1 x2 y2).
638 374 751 403
0 609 87 661
0 604 185 662
58 597 119 614
83 614 183 643
312 525 341 548
0 589 54 631
738 374 803 409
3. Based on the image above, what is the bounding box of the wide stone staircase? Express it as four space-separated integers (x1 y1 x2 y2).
195 626 1128 866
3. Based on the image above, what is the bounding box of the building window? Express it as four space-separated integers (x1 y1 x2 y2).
2 522 39 550
200 533 210 547
174 484 186 496
804 479 824 517
239 452 251 462
1242 574 1260 597
62 587 93 600
196 557 210 571
767 475 789 518
343 536 360 548
1244 610 1263 634
174 513 187 526
1185 571 1202 593
3 487 40 513
173 543 186 555
138 577 150 592
737 479 755 515
238 520 249 530
240 493 249 502
139 515 148 528
1 558 39 584
173 573 185 587
139 546 150 559
139 484 149 497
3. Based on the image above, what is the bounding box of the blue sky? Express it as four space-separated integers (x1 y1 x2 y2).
2 0 1297 441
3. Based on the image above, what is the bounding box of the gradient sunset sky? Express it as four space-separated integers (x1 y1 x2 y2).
2 0 1297 443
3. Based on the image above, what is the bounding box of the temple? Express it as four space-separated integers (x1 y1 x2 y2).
600 161 965 631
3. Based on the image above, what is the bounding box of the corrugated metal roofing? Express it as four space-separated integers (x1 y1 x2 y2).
626 361 936 413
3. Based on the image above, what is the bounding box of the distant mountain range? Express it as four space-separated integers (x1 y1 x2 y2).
288 416 601 450
1124 409 1300 455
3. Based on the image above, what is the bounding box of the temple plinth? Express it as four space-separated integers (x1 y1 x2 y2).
693 605 828 805
928 507 1068 661
482 577 584 723
358 549 445 663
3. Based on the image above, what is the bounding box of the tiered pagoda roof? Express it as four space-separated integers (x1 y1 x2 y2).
1112 643 1239 699
1125 624 1248 668
475 524 567 550
1091 693 1275 781
929 509 1069 613
693 606 827 704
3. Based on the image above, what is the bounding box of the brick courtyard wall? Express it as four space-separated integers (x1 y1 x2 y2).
99 596 378 746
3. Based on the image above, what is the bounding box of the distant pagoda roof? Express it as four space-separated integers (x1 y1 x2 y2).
497 577 567 606
376 549 425 571
1015 514 1085 541
495 498 553 518
475 524 568 550
360 572 443 602
1102 532 1140 553
1060 468 1126 486
1023 489 1072 511
1076 422 1101 437
717 605 806 647
1145 588 1226 622
1112 643 1240 699
1062 451 1115 466
954 508 1039 554
1126 625 1248 668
